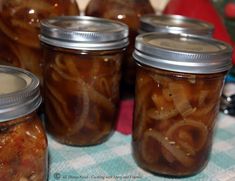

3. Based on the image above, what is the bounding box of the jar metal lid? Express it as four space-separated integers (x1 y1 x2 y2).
0 65 41 122
139 14 214 36
40 16 129 51
133 32 233 74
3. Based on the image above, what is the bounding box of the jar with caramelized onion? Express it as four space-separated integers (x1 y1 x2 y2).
0 0 79 83
85 0 155 98
0 65 47 181
132 32 232 176
40 16 128 146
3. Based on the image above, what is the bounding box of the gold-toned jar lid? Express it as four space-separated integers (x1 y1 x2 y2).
0 65 41 122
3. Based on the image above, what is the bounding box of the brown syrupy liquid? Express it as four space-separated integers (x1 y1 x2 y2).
43 45 124 146
132 64 226 176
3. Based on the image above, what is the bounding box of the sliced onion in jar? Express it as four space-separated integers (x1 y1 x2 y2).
151 94 173 109
198 90 209 106
46 83 69 114
150 74 171 87
51 65 115 115
97 77 112 97
90 59 101 77
145 129 194 167
135 74 152 118
69 86 90 136
134 104 147 139
162 88 173 101
161 147 176 163
147 108 178 121
169 82 196 117
64 60 81 77
55 55 66 71
194 103 216 116
0 20 39 48
110 73 121 102
166 119 208 152
46 91 71 129
141 131 160 164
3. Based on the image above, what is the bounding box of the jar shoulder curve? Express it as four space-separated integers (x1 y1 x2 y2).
0 0 79 18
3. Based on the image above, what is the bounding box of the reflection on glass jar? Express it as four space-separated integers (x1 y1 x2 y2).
139 14 214 36
132 32 232 176
40 16 128 146
85 0 155 98
0 0 79 83
0 65 47 181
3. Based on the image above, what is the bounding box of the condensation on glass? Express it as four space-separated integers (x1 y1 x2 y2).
0 65 47 181
40 16 128 146
0 0 79 83
132 32 232 176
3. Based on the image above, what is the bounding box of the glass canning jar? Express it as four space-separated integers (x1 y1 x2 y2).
85 0 155 98
139 14 214 36
0 0 79 83
40 16 129 146
132 32 232 176
0 65 47 181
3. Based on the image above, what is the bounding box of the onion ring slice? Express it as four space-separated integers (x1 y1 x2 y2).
169 82 196 117
147 108 178 121
145 129 194 167
51 65 115 115
166 119 208 152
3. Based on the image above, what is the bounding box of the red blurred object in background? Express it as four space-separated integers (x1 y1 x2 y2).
163 0 235 64
224 2 235 18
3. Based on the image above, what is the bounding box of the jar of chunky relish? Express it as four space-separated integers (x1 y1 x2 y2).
40 16 128 146
0 0 79 83
0 65 48 181
132 32 232 176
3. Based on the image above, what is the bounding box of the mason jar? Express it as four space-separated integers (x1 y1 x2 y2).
0 0 79 83
0 65 48 181
139 14 214 36
40 16 128 146
132 32 232 176
85 0 155 98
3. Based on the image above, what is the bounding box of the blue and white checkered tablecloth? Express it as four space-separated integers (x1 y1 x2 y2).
48 113 235 181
